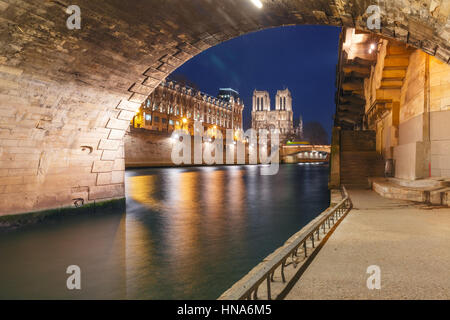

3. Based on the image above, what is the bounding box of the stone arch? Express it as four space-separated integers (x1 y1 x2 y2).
1 0 449 215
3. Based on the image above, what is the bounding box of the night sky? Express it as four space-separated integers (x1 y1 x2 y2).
171 25 341 139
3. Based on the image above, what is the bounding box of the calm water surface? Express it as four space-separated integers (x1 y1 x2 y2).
0 164 329 299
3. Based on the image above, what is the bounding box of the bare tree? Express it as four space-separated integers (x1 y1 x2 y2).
167 73 200 91
303 121 329 145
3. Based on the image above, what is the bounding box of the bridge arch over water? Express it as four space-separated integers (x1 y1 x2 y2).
1 0 449 215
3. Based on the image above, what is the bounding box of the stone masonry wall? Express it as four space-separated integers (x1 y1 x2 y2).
430 57 450 177
124 129 173 167
395 52 450 179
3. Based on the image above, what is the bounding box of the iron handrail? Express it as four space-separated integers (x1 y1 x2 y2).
218 186 353 300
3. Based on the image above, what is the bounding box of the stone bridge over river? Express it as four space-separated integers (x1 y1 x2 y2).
0 0 449 216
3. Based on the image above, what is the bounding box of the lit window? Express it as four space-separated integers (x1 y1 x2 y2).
169 119 174 125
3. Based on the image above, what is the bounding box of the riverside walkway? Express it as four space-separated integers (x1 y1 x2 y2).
286 189 450 300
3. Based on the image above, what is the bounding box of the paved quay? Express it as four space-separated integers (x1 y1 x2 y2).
286 189 450 299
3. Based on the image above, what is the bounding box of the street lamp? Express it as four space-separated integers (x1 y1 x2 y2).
250 0 263 8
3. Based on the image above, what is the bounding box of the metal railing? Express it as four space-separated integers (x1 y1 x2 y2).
219 186 353 300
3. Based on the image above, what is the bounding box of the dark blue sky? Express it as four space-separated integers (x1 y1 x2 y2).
171 25 341 138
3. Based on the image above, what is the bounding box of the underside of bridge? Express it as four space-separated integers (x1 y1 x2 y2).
0 0 449 216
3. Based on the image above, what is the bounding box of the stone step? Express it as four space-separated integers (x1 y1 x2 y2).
342 183 371 189
384 56 410 67
381 79 403 87
383 66 408 70
382 68 407 78
379 85 402 90
339 131 384 187
382 77 404 81
387 46 411 55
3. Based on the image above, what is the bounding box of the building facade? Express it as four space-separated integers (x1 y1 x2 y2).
132 80 244 135
334 27 450 181
251 89 294 137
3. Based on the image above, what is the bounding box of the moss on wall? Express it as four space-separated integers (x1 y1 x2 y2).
0 198 125 229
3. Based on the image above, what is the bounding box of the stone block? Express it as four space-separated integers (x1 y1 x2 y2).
92 160 114 173
116 99 141 112
431 110 450 141
111 170 124 184
98 139 121 151
399 114 423 145
117 110 135 121
372 179 426 202
0 176 24 185
394 142 426 180
143 67 166 80
96 172 112 185
71 186 89 202
430 188 450 205
89 184 124 200
128 93 147 103
113 158 125 171
108 129 126 140
431 140 450 155
0 64 22 76
101 150 118 161
142 77 161 88
106 118 130 131
129 83 154 96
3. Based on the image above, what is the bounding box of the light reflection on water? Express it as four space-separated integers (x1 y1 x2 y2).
0 164 329 299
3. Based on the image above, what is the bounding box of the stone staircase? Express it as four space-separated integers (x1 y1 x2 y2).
379 42 414 90
340 130 385 189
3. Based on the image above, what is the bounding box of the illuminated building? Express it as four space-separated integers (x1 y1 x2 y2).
132 80 244 135
251 88 294 138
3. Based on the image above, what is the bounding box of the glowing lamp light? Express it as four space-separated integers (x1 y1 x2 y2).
182 118 187 124
370 43 376 50
250 0 263 8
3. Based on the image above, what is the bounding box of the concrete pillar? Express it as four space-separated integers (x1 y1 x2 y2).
329 127 341 188
422 54 432 178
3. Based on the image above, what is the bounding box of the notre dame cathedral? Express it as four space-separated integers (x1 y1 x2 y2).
251 88 294 139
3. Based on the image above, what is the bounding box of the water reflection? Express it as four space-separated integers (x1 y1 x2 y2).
0 164 330 300
125 164 330 299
